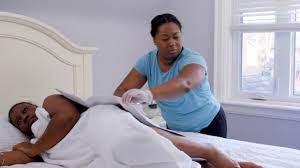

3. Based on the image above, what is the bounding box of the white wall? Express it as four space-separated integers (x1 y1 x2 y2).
226 111 300 149
0 0 159 95
0 0 215 95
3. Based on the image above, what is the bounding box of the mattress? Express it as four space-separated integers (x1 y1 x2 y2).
2 162 63 168
4 133 300 168
182 132 300 168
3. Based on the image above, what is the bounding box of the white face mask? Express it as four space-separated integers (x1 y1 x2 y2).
31 107 50 138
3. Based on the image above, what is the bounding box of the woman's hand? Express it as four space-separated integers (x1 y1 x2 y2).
122 89 153 104
13 142 42 158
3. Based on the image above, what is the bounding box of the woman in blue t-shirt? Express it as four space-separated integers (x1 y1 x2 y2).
114 13 227 138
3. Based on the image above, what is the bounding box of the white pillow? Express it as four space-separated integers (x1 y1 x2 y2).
0 114 29 151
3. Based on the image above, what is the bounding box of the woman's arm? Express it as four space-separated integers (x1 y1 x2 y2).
13 95 83 157
120 64 206 104
114 68 147 97
151 64 206 100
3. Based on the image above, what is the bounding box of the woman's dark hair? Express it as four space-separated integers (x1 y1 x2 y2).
150 13 182 38
8 102 37 125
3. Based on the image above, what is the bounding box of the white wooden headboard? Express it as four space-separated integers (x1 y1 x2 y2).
0 12 97 114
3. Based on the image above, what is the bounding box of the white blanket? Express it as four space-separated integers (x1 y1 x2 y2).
31 107 95 168
30 105 200 168
85 105 200 168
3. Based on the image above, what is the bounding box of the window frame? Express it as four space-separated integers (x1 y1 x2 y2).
292 32 300 97
214 0 300 113
234 31 300 103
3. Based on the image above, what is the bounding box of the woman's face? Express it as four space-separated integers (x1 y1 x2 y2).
9 103 38 136
153 22 183 61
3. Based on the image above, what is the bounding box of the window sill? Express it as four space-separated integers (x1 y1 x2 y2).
221 98 300 122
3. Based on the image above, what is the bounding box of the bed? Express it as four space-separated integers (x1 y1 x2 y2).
0 12 300 168
0 12 96 167
144 109 300 168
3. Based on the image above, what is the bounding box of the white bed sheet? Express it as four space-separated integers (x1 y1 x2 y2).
2 162 63 168
3 132 300 168
182 132 300 168
3 106 300 168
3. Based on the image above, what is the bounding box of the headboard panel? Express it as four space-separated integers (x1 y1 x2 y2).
0 12 97 114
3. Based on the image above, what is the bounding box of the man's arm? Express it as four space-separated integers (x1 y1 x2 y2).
151 127 262 168
13 95 83 157
0 150 37 166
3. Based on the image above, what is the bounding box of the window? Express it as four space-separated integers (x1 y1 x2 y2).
230 0 300 103
295 33 300 96
241 32 275 94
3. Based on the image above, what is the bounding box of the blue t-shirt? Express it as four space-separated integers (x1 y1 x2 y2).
134 48 220 132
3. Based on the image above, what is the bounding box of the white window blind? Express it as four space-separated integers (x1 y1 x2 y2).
232 0 300 31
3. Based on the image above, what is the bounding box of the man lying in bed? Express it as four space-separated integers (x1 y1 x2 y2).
3 94 262 168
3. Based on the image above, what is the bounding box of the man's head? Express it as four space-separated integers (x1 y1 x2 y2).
8 102 38 136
